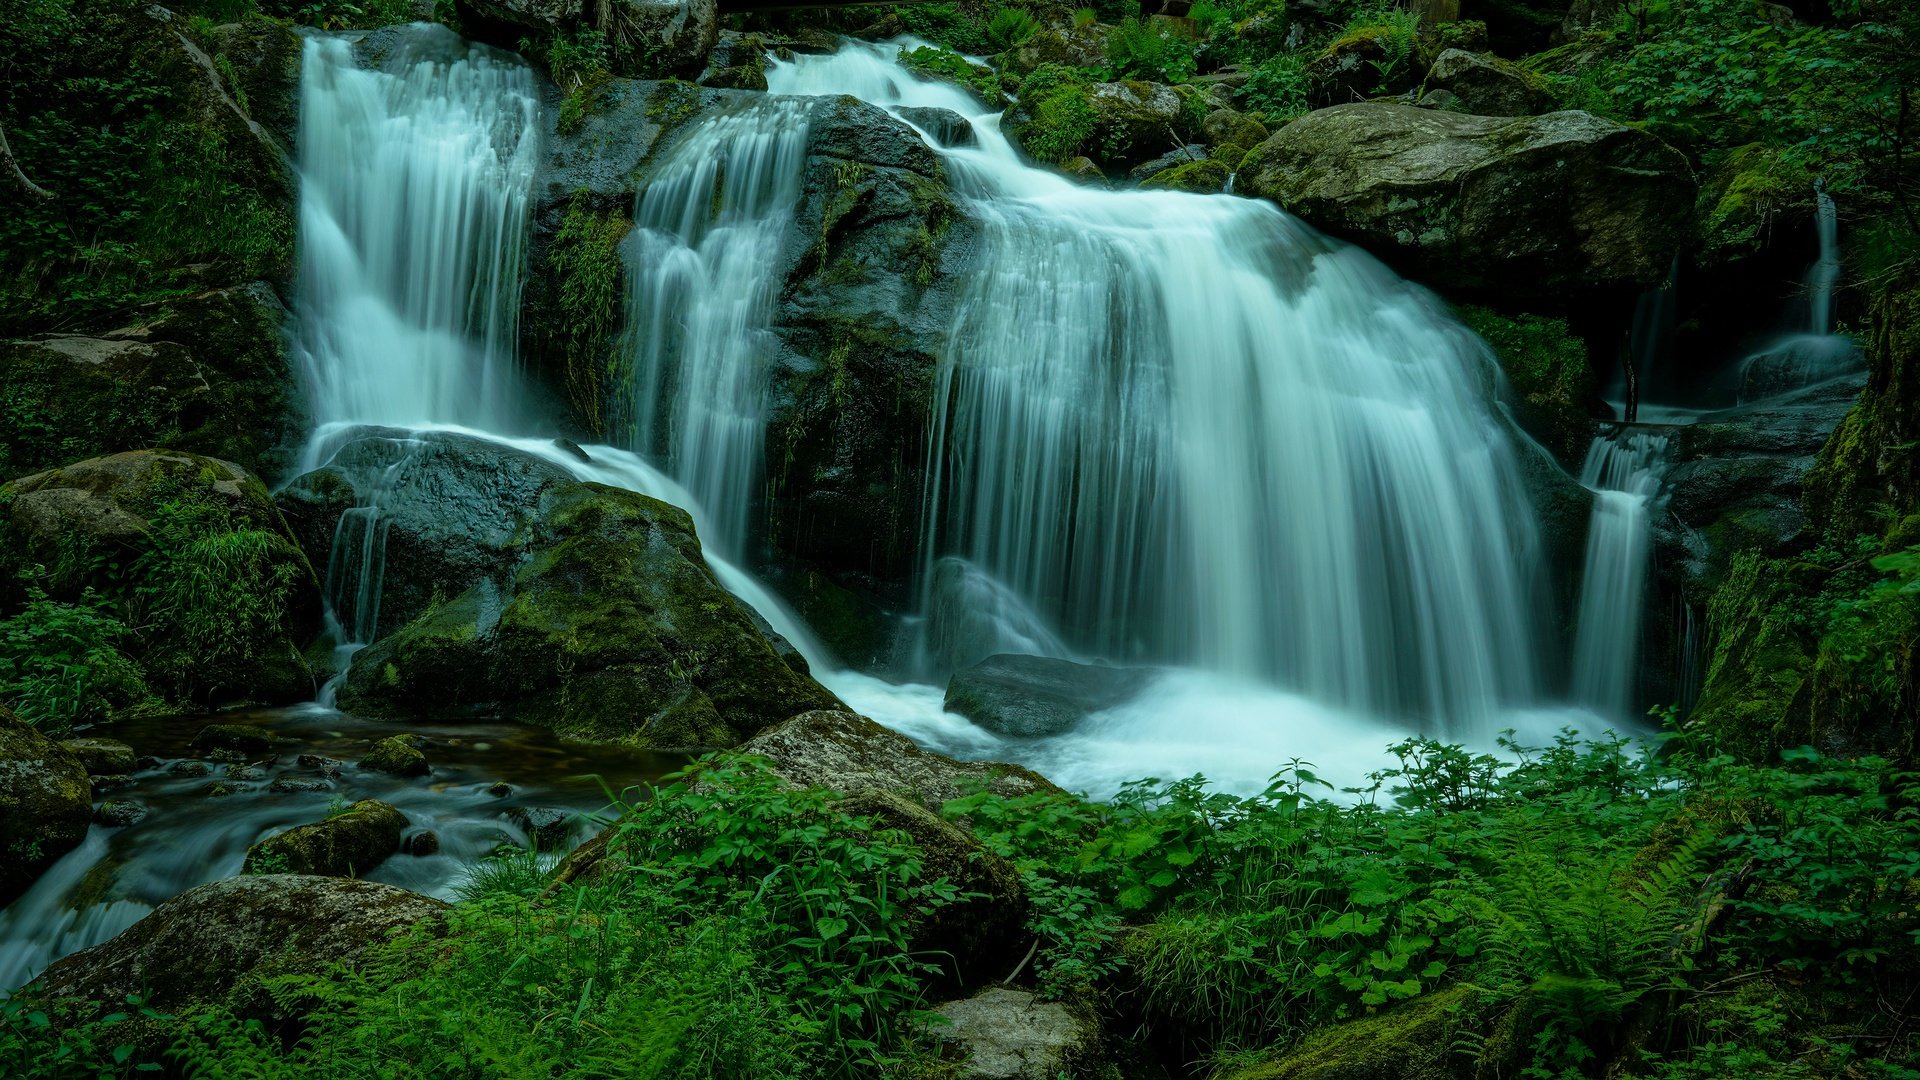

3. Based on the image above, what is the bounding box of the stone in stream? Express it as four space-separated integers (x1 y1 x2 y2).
269 775 333 794
505 806 578 851
359 734 431 777
0 705 92 906
243 799 409 877
944 655 1157 739
191 723 276 756
60 737 137 776
896 105 977 147
297 753 347 776
165 760 212 777
93 800 149 827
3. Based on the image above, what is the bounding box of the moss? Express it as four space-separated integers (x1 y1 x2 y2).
1687 552 1821 761
1456 306 1596 465
243 799 408 877
1214 985 1485 1080
543 195 632 438
1695 143 1805 265
1004 64 1100 165
1805 268 1920 542
357 734 430 777
1141 157 1230 192
899 46 1004 106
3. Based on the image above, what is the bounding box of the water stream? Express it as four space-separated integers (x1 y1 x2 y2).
1570 430 1672 721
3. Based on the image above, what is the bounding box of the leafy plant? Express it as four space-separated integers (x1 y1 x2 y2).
985 6 1042 51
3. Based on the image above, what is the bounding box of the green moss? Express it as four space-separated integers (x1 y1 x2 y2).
1141 157 1229 192
1457 305 1596 464
1006 65 1102 166
1213 986 1485 1080
899 46 1004 105
245 799 408 876
1695 143 1803 265
544 195 632 438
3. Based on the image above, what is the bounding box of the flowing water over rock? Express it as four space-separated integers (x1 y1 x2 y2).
1571 430 1672 720
1737 183 1861 402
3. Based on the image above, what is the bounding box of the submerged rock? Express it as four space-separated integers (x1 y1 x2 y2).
927 987 1105 1080
191 723 275 756
243 799 408 877
35 875 446 1016
1237 104 1695 299
945 655 1157 739
737 710 1058 810
0 706 92 906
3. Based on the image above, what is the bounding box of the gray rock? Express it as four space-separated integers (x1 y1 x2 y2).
945 655 1156 738
897 106 977 148
611 0 719 79
60 738 136 776
1423 49 1545 116
737 710 1058 811
359 734 431 778
269 775 333 794
1128 144 1209 183
0 707 92 905
1238 104 1695 299
928 987 1103 1079
93 800 149 827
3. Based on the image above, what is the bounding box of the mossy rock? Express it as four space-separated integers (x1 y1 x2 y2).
1140 157 1230 192
1805 267 1920 542
738 709 1060 810
1215 985 1485 1080
191 724 275 756
1456 305 1595 466
358 734 431 777
244 800 409 877
1686 553 1822 760
59 737 136 776
0 705 93 906
1694 143 1812 268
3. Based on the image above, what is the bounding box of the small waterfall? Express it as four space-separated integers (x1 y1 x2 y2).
1736 180 1859 402
1570 429 1671 720
767 43 1546 738
622 101 812 556
294 31 537 433
1808 180 1840 336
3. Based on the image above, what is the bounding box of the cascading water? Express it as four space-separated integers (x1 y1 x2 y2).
1570 429 1671 720
1736 181 1859 401
764 43 1546 739
622 101 812 553
295 31 537 434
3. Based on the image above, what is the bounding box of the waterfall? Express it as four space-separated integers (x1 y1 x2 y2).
1736 180 1858 402
294 30 537 434
1570 429 1671 720
765 43 1545 738
622 101 812 555
1808 180 1840 337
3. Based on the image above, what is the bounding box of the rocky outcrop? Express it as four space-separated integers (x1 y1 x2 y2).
459 0 717 78
926 987 1105 1079
737 709 1060 810
35 875 446 1016
1238 104 1695 300
1422 48 1544 116
0 282 300 480
243 799 408 877
945 655 1156 738
1004 75 1209 173
3 449 320 705
0 706 92 906
285 429 840 748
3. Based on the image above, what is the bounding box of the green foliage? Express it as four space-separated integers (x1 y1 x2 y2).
254 0 415 30
545 194 631 437
1106 17 1198 84
896 2 993 54
0 574 152 733
1241 52 1312 123
0 992 169 1079
985 6 1041 51
1457 305 1596 463
1008 64 1098 164
899 45 1003 104
1328 2 1421 94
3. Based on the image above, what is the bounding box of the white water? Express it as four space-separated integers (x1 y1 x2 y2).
1570 430 1671 720
764 42 1545 739
295 31 537 433
1736 182 1859 402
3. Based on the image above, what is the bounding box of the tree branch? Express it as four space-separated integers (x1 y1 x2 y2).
0 118 53 200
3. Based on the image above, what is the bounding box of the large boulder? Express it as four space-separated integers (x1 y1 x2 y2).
1238 104 1695 300
0 282 300 480
0 706 92 906
286 430 840 748
3 449 320 705
944 655 1156 739
1005 76 1209 173
34 875 446 1016
243 799 408 877
1422 48 1544 116
1005 24 1110 75
926 987 1106 1080
738 709 1060 810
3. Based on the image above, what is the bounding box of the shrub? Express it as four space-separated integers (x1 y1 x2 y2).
1106 17 1198 83
0 575 152 733
985 5 1041 51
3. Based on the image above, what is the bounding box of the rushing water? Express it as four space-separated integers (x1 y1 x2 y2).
1736 182 1860 402
1570 430 1672 720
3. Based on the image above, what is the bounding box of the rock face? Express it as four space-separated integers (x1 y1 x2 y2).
0 283 300 480
1423 48 1544 116
244 799 408 877
738 710 1059 810
284 430 839 748
1238 104 1696 299
3 449 320 705
35 875 446 1015
0 706 92 906
928 987 1104 1080
458 0 716 78
945 655 1156 738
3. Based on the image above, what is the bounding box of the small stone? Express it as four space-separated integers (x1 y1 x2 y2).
269 776 333 794
191 724 274 755
94 800 149 827
506 806 576 850
358 735 429 778
166 760 212 777
202 781 242 797
486 781 513 798
243 800 408 877
224 764 267 781
207 748 248 765
404 831 441 857
61 738 137 776
91 773 136 792
297 754 347 776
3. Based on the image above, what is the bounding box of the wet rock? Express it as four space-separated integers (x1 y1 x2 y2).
1128 145 1209 183
165 760 212 777
60 737 137 776
897 105 977 147
486 781 514 798
35 875 446 1019
945 655 1157 739
927 987 1104 1079
1202 107 1268 150
202 781 243 797
358 734 430 777
297 753 347 776
90 774 135 792
1140 158 1232 192
506 806 578 850
269 775 332 794
93 800 149 827
1306 28 1427 106
1004 76 1209 173
404 830 441 857
1 450 320 706
192 724 275 755
738 710 1059 810
243 799 409 877
1238 104 1695 300
1423 48 1544 116
1061 156 1106 184
0 283 302 480
0 706 93 905
615 0 720 79
223 764 268 781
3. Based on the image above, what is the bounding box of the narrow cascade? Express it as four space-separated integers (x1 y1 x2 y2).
1737 181 1859 402
622 102 812 555
1809 180 1841 337
766 44 1545 738
295 31 537 433
1570 430 1671 720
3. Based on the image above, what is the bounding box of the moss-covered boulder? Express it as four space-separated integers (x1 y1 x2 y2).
292 431 838 748
1422 48 1544 116
1456 305 1595 465
2 450 320 706
33 875 445 1018
1693 143 1814 268
1005 24 1110 75
1238 104 1695 301
58 737 136 777
1214 985 1484 1079
1804 267 1920 542
0 282 299 480
1307 24 1428 106
243 800 408 877
1005 72 1209 172
738 709 1059 810
358 734 431 777
0 705 92 906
